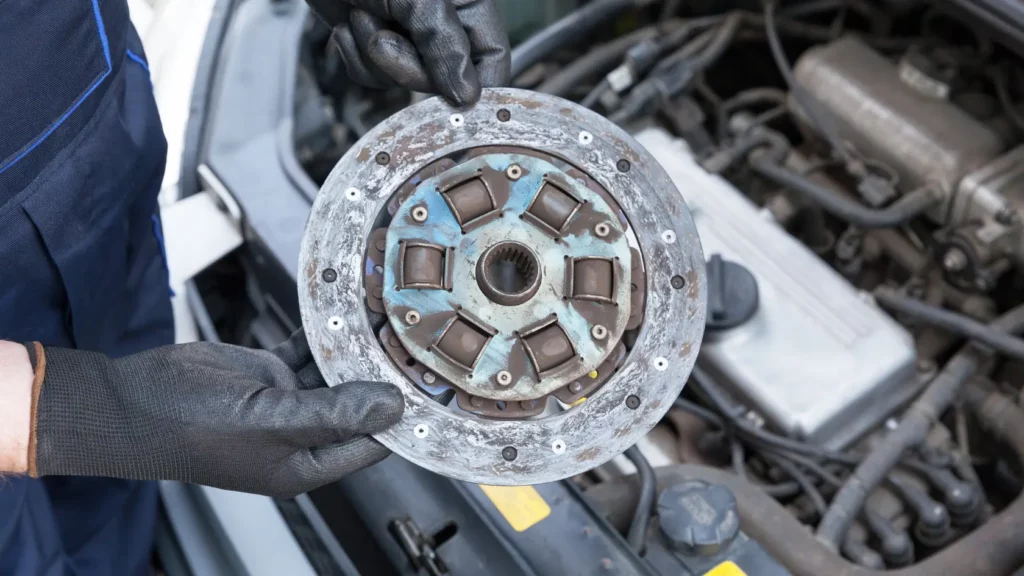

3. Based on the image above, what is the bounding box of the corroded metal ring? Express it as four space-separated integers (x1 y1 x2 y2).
298 88 706 485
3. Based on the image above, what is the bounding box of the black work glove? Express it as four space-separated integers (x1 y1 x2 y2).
307 0 511 106
22 331 403 498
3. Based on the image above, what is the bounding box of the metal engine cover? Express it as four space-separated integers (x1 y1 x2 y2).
298 89 706 485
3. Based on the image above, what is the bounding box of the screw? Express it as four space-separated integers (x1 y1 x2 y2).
373 265 384 275
671 275 685 289
591 325 608 340
423 372 436 384
322 268 337 283
497 108 511 122
569 381 583 394
506 164 523 181
375 151 391 165
502 446 518 461
412 206 429 223
943 248 968 273
405 310 421 325
470 396 483 407
594 223 610 237
616 159 631 173
496 370 513 386
626 395 641 409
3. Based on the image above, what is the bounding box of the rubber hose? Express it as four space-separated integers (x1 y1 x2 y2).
536 26 661 96
511 0 640 79
751 157 939 228
875 286 1024 362
586 397 1024 576
815 302 1024 549
624 446 656 553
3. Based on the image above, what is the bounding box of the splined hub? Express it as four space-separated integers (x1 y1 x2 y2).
298 89 706 485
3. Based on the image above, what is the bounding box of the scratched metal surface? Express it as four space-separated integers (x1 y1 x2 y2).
298 88 707 485
383 153 632 400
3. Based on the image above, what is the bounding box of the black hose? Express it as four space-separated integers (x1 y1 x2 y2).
536 26 662 96
764 0 850 163
580 78 609 109
815 301 1024 549
751 157 940 228
510 0 639 79
762 452 828 517
875 286 1024 361
684 371 861 465
586 418 1024 576
623 446 655 553
993 65 1024 131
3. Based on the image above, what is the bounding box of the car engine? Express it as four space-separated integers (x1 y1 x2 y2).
189 0 1024 574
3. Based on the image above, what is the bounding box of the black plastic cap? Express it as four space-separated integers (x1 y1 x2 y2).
706 254 759 331
657 480 740 556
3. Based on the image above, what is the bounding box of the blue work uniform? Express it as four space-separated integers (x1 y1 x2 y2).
0 0 174 574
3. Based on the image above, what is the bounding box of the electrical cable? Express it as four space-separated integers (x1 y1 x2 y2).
764 0 850 163
815 301 1024 549
623 446 656 553
875 286 1024 362
536 26 662 97
510 0 638 79
761 452 828 517
992 65 1024 131
751 157 940 228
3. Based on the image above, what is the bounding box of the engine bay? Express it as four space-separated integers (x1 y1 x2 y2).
190 0 1024 573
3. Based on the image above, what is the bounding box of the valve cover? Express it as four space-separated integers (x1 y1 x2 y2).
298 88 705 485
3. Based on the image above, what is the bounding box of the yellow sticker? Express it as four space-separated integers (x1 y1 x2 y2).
703 561 747 576
570 396 587 406
479 485 551 532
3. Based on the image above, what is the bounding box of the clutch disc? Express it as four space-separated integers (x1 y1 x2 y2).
298 88 706 485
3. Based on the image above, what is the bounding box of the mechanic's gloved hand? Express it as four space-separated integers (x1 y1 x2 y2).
22 330 403 498
307 0 511 106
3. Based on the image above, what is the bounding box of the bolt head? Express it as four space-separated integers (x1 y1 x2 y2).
943 248 968 273
322 268 337 283
626 395 641 409
616 159 631 173
422 372 437 384
470 396 483 407
506 164 523 180
671 275 686 289
502 447 517 461
591 325 608 340
375 151 391 165
497 108 511 122
569 381 583 394
405 310 421 325
594 223 610 237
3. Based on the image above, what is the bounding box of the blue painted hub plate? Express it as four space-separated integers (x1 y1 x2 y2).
383 153 632 402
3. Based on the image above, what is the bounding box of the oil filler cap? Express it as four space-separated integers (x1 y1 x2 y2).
706 254 758 331
658 480 740 556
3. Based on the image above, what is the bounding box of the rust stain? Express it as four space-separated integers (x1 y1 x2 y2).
576 446 601 463
320 345 334 360
686 268 700 300
679 341 692 358
356 146 372 163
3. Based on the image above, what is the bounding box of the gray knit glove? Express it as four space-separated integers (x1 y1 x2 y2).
23 330 403 498
308 0 511 106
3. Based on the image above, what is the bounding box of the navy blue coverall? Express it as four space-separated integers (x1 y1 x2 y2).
0 1 174 573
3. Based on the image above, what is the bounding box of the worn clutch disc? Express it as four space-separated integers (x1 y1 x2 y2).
298 88 706 485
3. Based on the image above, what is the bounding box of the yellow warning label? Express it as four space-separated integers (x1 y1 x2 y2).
479 485 551 532
703 561 747 576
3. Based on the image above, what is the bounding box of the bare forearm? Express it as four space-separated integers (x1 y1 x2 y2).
0 341 32 474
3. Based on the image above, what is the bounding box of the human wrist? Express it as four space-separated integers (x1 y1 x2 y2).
0 341 34 474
